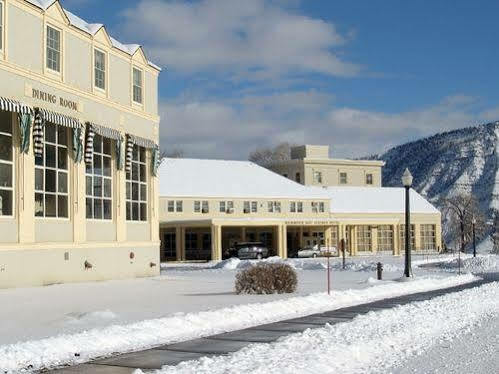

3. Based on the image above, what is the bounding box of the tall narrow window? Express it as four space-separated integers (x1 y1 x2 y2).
295 172 301 183
313 171 323 184
290 202 296 213
366 173 373 185
94 49 106 90
219 201 226 213
194 201 201 213
297 202 303 213
340 172 348 185
0 111 13 216
420 224 436 251
251 201 257 213
357 226 372 252
35 123 68 218
86 135 112 220
46 26 61 73
0 2 4 52
133 68 143 104
126 145 147 221
244 201 250 213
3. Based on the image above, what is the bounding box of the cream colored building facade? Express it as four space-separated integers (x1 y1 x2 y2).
158 159 442 262
268 145 385 188
0 0 161 288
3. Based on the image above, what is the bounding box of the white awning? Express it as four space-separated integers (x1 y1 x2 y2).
88 122 122 141
0 97 33 115
37 108 81 129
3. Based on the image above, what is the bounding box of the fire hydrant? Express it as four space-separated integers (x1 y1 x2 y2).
377 262 383 280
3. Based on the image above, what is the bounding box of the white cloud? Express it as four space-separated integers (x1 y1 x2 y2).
120 0 360 78
159 93 497 160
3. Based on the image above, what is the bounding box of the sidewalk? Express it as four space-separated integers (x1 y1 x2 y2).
49 274 498 373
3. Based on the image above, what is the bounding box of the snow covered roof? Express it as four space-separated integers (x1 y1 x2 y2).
158 158 330 199
24 1 161 71
319 187 440 214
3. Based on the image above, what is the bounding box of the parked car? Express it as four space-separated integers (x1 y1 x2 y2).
297 245 337 258
234 242 269 260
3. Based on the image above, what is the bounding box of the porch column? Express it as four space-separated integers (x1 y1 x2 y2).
211 224 222 261
241 227 246 242
393 224 400 255
351 226 358 256
414 224 421 251
299 226 303 249
371 226 378 253
435 222 442 252
277 224 287 258
175 227 183 261
324 226 332 249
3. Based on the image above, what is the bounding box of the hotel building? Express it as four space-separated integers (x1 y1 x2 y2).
267 145 385 187
158 158 442 262
0 0 161 288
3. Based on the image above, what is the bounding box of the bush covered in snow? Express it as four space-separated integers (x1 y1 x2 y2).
235 263 297 294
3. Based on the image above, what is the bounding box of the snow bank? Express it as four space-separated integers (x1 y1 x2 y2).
147 282 499 374
420 254 499 273
0 274 477 373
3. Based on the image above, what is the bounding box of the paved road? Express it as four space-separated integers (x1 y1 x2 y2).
48 273 498 374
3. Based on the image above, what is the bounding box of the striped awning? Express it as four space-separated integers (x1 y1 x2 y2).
0 97 33 115
87 122 122 141
129 134 157 149
37 108 81 129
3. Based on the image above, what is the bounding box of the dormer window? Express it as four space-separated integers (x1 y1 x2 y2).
133 67 143 104
94 49 106 90
46 26 61 73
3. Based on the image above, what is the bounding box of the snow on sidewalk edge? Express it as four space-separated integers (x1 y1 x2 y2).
0 274 477 372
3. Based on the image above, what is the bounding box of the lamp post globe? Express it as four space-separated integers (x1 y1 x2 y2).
402 168 413 278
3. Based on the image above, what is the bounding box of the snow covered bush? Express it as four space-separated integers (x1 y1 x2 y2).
235 263 297 294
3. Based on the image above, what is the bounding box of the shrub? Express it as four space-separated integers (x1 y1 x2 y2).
235 263 298 294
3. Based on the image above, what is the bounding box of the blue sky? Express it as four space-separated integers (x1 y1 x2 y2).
63 0 499 159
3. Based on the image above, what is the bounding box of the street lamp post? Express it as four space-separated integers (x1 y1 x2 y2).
402 168 413 278
472 216 477 258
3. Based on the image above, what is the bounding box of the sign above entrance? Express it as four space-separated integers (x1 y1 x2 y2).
25 84 82 112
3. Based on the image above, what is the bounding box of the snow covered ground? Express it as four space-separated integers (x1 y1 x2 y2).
138 282 499 374
0 253 496 372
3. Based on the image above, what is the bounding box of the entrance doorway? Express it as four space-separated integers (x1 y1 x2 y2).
161 232 176 262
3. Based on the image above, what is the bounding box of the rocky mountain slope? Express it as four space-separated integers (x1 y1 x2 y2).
374 121 499 244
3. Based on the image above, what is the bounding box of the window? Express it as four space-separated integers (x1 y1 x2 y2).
420 224 436 251
219 201 226 213
0 111 13 216
312 202 318 213
94 49 106 90
133 67 143 104
46 26 61 73
377 225 394 252
244 201 250 213
176 200 183 212
35 123 68 218
251 201 257 213
319 202 325 213
86 135 112 220
295 172 301 183
297 202 303 213
0 1 3 51
366 173 373 185
357 226 372 252
227 201 234 212
126 145 147 221
168 201 175 213
186 232 197 251
194 201 201 213
313 171 323 184
290 202 296 213
268 201 281 213
202 200 209 213
340 172 348 184
399 224 416 251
